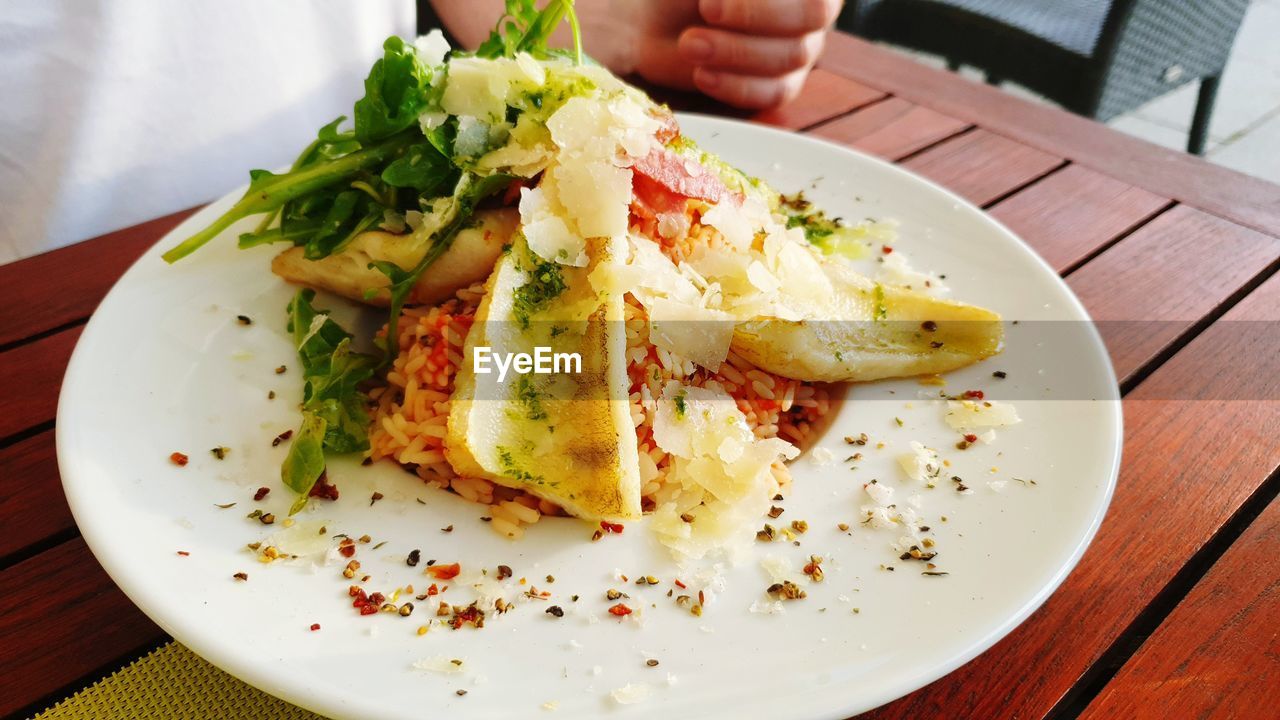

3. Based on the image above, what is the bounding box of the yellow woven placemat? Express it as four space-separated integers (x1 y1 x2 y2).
31 642 325 720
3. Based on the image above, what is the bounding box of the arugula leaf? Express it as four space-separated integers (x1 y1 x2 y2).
381 142 457 193
476 0 582 63
162 130 416 263
280 289 377 513
353 36 441 144
282 412 327 515
370 171 514 365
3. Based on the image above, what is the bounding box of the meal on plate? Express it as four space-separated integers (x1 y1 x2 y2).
166 0 1004 563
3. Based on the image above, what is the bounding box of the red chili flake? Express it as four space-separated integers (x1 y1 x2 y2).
962 390 985 400
309 623 321 632
253 487 270 501
881 245 894 254
176 551 190 557
600 521 625 534
309 473 340 501
450 604 485 629
359 604 379 616
348 585 364 598
607 603 633 616
426 583 440 597
271 430 293 447
427 563 461 580
369 592 386 605
674 579 687 589
169 452 189 467
337 537 356 556
964 434 978 443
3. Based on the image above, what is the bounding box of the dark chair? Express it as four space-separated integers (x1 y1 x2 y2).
839 0 1250 154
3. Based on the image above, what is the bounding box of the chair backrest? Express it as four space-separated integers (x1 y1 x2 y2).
1078 0 1249 119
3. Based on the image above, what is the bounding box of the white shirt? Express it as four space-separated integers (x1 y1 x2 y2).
0 0 415 265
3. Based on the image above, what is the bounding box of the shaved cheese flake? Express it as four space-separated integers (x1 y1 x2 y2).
611 683 651 705
945 400 1021 430
650 384 797 562
442 57 511 122
701 201 755 250
864 481 894 506
414 30 451 67
646 297 734 371
551 159 632 239
519 186 587 266
746 260 780 293
898 441 941 484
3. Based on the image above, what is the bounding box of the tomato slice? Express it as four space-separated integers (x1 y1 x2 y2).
631 144 732 204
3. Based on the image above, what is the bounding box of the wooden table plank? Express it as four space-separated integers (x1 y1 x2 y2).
0 538 166 718
808 96 971 161
650 67 886 130
1080 496 1280 720
860 271 1280 719
0 431 73 565
0 326 83 440
989 164 1171 273
751 68 887 130
0 208 196 349
1065 205 1279 384
817 33 1280 238
899 128 1063 207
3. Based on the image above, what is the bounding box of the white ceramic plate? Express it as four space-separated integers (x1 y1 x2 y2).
58 115 1120 719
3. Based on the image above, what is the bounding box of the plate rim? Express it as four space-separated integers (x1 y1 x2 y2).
56 112 1122 719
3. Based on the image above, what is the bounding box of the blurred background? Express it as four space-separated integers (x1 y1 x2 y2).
2 1 1275 266
837 0 1280 182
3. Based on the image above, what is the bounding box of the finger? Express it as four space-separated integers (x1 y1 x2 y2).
699 0 841 36
636 36 698 91
679 27 823 75
692 66 809 109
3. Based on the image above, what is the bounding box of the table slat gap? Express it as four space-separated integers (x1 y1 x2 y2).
1055 468 1280 718
805 96 974 162
979 159 1070 210
1056 201 1178 278
0 539 168 718
1064 205 1280 384
0 431 78 571
899 128 1064 206
0 207 198 348
816 34 1280 239
1076 488 1280 720
0 327 82 441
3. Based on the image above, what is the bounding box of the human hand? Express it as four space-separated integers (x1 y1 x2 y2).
631 0 842 109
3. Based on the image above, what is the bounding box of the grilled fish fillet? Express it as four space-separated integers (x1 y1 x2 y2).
270 208 519 307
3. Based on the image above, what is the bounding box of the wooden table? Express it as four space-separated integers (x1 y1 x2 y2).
2 33 1277 720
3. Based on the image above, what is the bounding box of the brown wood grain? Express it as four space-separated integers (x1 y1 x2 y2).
0 207 197 348
859 271 1280 719
900 128 1063 206
0 538 165 718
647 67 885 130
1080 497 1280 720
809 96 971 161
751 68 887 130
0 431 72 562
0 326 82 440
1065 205 1280 383
989 164 1170 272
817 33 1280 238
